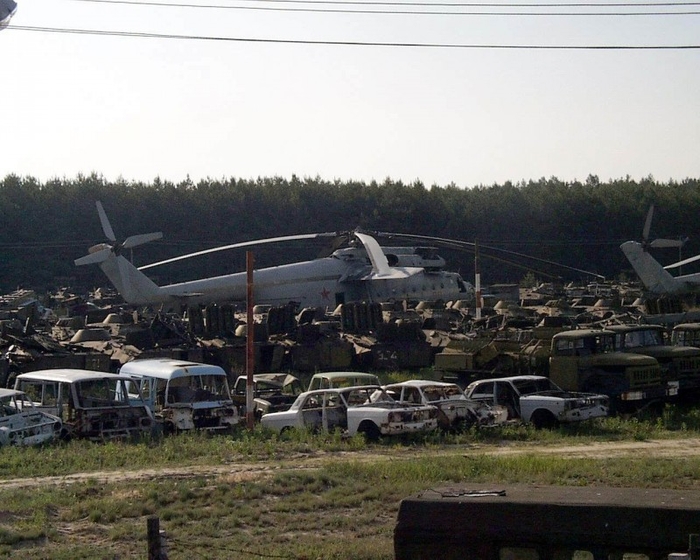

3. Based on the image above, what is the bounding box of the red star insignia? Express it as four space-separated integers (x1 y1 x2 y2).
320 287 331 300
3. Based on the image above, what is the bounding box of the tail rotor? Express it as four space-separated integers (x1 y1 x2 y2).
75 201 162 266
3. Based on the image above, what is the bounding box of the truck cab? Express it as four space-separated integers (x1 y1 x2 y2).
549 329 669 411
608 323 700 398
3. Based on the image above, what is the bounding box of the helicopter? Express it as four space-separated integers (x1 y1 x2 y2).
0 0 16 29
74 202 474 310
620 204 696 295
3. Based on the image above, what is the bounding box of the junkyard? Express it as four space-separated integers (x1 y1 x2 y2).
3 3 700 549
6 197 700 560
5 279 700 557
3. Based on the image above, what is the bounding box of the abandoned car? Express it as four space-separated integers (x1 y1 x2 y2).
232 373 304 419
14 369 154 441
0 388 62 447
260 385 438 440
306 371 381 391
118 358 239 433
383 379 504 430
465 375 609 428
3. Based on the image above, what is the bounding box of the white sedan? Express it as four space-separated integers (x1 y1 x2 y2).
383 379 505 430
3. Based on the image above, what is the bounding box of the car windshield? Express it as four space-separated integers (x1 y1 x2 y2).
0 393 24 416
166 375 231 404
258 379 303 397
422 385 464 402
621 329 664 348
76 378 131 408
345 387 390 406
512 378 559 394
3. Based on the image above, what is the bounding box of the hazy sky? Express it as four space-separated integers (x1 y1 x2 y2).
2 0 699 188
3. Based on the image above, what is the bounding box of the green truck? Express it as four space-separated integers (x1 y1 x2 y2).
549 328 670 411
607 323 700 399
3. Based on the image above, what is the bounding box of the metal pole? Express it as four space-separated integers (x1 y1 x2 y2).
689 533 699 559
246 251 255 430
475 239 482 321
147 516 161 560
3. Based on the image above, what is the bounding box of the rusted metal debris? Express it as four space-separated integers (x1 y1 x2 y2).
3 282 700 395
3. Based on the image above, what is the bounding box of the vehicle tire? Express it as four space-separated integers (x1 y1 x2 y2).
530 409 559 430
358 421 381 442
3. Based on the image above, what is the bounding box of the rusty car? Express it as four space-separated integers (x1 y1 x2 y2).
14 369 154 441
232 373 305 419
0 388 62 447
261 385 438 440
383 379 504 430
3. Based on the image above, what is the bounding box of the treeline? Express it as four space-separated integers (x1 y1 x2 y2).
1 172 699 295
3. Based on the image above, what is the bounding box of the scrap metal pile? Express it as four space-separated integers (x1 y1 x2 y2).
3 282 700 410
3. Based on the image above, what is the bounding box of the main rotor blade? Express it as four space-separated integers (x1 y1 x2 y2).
643 204 654 242
665 253 700 270
122 232 163 249
355 232 391 276
96 201 117 242
138 233 334 271
650 238 684 249
374 231 605 280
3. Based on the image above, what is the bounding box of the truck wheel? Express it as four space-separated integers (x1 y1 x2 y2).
358 421 381 442
530 410 558 430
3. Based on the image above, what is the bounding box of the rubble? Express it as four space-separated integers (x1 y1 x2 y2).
2 282 700 408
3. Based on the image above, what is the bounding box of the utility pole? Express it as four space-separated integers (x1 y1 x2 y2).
475 239 482 320
246 251 255 431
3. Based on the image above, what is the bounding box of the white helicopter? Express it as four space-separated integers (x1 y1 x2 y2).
0 0 17 29
620 204 696 295
75 202 474 310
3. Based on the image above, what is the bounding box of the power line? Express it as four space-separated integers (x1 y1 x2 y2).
10 25 700 47
64 0 700 15
69 0 700 6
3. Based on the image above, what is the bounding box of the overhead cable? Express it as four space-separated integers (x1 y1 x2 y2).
62 0 700 15
69 0 700 6
9 25 700 47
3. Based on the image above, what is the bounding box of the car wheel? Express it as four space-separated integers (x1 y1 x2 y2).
358 421 381 442
530 410 558 430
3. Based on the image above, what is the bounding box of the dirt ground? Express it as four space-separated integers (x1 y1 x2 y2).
5 437 700 490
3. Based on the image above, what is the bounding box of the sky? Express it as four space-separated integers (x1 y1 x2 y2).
2 0 700 189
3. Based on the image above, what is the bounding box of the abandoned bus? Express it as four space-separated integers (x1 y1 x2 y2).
394 484 700 560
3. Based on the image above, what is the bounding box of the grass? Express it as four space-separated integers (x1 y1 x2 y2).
1 404 700 559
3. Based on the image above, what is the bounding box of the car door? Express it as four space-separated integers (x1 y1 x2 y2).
468 381 496 406
300 394 323 431
323 392 347 431
494 381 521 419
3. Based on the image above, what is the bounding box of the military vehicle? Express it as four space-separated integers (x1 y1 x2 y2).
549 328 670 411
607 323 700 399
